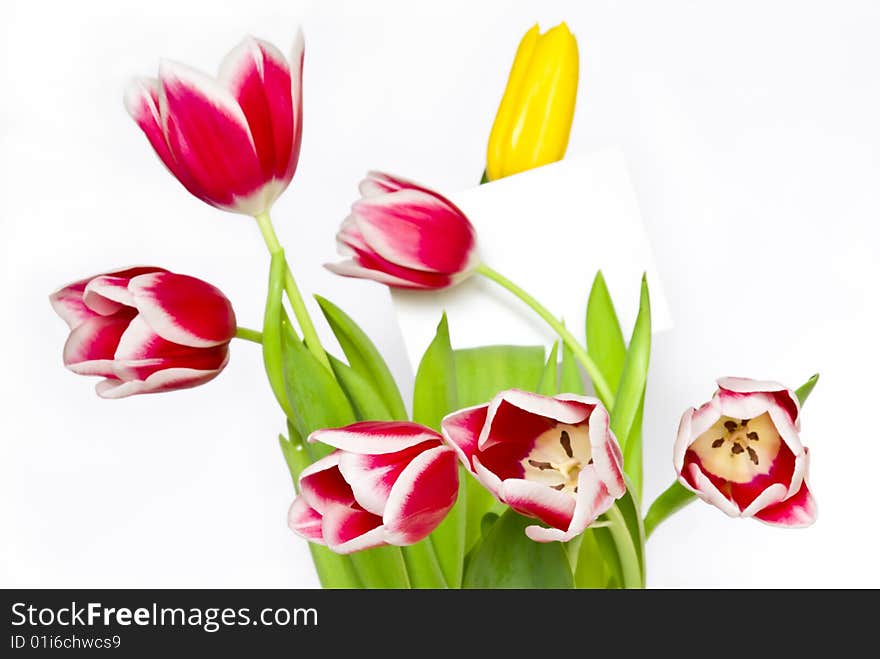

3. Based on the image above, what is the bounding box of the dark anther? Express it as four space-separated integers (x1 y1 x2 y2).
529 460 553 470
731 442 745 455
574 486 579 493
588 458 594 465
711 438 725 448
724 421 738 432
551 483 565 491
560 430 573 458
747 447 759 465
747 432 759 441
740 419 749 427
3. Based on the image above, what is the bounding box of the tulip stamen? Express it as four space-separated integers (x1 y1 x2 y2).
560 430 573 458
711 438 725 448
529 460 554 470
747 446 760 465
724 421 738 432
731 442 745 455
747 431 759 441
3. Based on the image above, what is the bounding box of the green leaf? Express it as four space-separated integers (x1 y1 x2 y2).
453 343 545 554
454 345 546 407
315 295 408 421
327 355 393 421
412 314 458 431
622 390 646 502
278 433 311 482
644 481 696 539
610 275 651 486
462 508 574 588
795 373 819 406
537 342 560 395
616 479 646 584
560 339 586 395
586 271 627 395
573 528 612 588
261 252 294 420
412 314 463 588
480 512 500 538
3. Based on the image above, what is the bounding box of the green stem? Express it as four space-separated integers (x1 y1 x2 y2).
477 263 615 406
644 481 696 539
401 541 448 589
234 326 263 344
605 502 643 588
254 211 332 371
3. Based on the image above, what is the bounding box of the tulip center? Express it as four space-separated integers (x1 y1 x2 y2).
521 423 592 496
690 413 782 483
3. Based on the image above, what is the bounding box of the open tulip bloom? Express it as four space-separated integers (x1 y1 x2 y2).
50 22 821 589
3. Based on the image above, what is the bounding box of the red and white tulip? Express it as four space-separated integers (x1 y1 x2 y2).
125 31 304 215
674 377 817 527
441 390 626 542
326 171 480 289
50 267 236 398
288 421 460 554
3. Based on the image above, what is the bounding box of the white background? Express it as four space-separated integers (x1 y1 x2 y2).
2 0 878 587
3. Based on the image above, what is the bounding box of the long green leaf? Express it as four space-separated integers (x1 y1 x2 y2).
462 508 574 588
560 339 586 395
622 391 646 502
453 344 544 552
610 275 651 490
412 314 458 431
454 345 546 406
327 355 393 421
573 528 613 588
412 313 464 588
644 481 696 539
262 253 294 420
615 482 646 584
795 373 819 406
537 342 560 395
586 271 627 396
315 295 408 421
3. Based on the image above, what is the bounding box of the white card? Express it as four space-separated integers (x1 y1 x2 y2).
391 148 673 370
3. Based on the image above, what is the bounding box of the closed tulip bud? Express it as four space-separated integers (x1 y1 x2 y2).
486 23 579 181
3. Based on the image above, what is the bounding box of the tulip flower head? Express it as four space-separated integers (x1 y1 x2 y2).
326 171 480 289
486 22 579 181
288 421 460 553
442 390 625 542
125 31 304 215
50 267 236 398
674 377 817 527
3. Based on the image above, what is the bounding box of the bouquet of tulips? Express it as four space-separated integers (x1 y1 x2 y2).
50 23 818 589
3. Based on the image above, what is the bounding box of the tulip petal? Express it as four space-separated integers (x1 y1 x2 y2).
298 453 357 514
525 466 612 542
440 403 489 470
286 27 304 182
682 463 742 518
49 279 94 329
309 421 442 455
587 403 626 497
717 376 800 425
124 77 205 200
325 258 455 290
673 400 720 473
337 442 435 516
95 361 227 399
472 455 505 501
82 276 135 316
358 171 423 197
158 59 265 212
128 272 236 348
382 445 459 545
288 497 325 543
753 480 817 528
63 312 135 377
500 477 576 532
480 390 592 451
740 482 789 518
321 504 386 554
219 36 294 183
352 189 477 274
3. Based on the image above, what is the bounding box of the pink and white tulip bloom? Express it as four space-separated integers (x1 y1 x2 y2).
125 31 304 215
288 421 460 554
50 267 236 399
441 390 626 542
674 377 817 527
326 171 480 289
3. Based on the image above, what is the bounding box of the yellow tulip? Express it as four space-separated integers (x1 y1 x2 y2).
486 23 579 181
